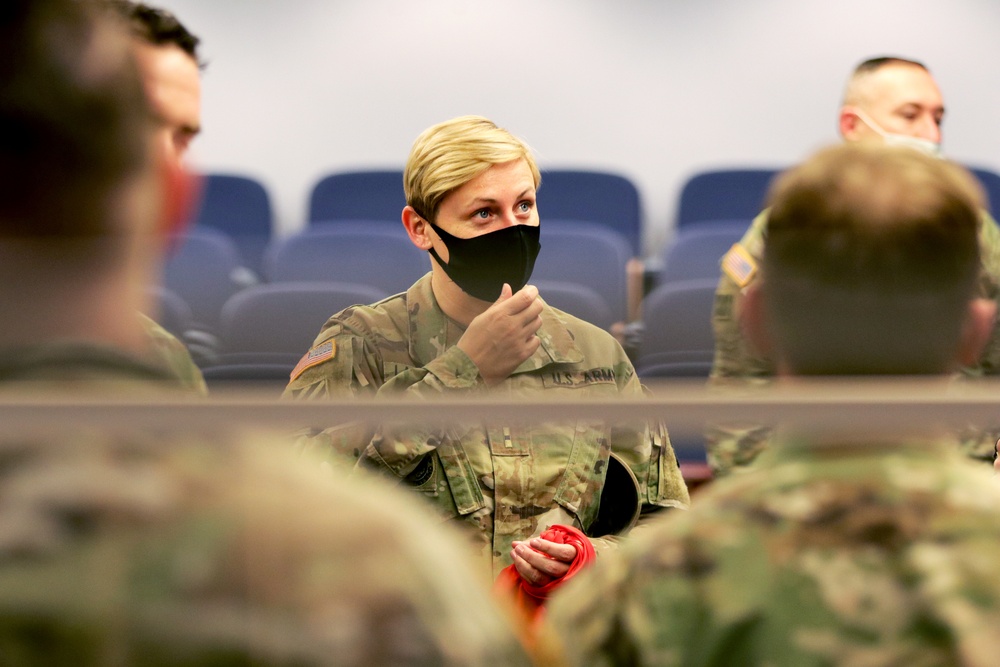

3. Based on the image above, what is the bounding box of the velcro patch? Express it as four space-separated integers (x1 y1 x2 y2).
290 340 336 381
721 243 758 288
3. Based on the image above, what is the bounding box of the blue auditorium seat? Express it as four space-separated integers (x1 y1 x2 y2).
202 281 388 388
162 227 256 335
539 169 643 257
308 169 405 224
676 168 781 229
534 221 632 325
969 167 1000 219
534 281 615 331
192 173 274 275
263 223 428 296
637 278 718 378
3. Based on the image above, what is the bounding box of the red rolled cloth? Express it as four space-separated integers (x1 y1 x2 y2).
494 524 597 628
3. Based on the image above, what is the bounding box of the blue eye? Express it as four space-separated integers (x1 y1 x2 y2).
518 201 533 213
474 209 491 219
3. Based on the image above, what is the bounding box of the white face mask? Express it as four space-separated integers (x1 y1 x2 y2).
852 108 943 158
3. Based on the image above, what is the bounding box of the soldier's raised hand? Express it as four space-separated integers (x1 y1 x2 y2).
458 283 543 385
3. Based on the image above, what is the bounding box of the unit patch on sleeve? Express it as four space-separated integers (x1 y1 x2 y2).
290 340 336 381
721 243 758 288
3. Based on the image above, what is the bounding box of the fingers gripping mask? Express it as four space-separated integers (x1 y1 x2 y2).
427 222 541 301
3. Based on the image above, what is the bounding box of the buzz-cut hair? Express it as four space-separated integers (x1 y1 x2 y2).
404 115 541 222
843 56 930 106
853 56 928 76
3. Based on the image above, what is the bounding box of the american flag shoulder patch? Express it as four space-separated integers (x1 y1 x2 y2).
290 340 336 381
721 243 758 288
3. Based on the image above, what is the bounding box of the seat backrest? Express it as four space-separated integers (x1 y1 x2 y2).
676 168 781 228
264 223 429 296
216 282 388 356
308 169 405 224
192 173 274 274
637 278 718 377
539 169 643 257
533 280 615 331
659 223 748 285
533 221 632 323
969 166 1000 219
162 227 254 333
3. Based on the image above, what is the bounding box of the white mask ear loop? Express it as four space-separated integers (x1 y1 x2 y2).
850 108 943 158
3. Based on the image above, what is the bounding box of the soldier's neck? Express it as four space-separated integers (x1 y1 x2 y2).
429 269 490 328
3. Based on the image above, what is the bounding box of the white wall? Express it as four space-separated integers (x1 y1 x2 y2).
163 0 1000 256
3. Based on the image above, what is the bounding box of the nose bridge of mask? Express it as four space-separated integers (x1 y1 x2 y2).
852 107 942 158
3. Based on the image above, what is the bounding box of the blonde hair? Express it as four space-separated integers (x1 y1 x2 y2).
404 115 541 220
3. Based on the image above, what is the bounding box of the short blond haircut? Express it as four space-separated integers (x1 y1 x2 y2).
404 115 541 220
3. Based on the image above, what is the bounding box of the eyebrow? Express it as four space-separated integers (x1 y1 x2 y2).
466 188 535 207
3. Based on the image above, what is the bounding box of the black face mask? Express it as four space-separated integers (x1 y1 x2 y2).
427 222 541 302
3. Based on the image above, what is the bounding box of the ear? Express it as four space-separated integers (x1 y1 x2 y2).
402 205 433 251
738 282 774 362
839 106 862 141
956 297 997 367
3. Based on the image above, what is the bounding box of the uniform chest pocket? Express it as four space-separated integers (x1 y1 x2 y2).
403 435 487 518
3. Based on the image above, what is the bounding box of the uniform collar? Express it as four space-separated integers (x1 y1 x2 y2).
406 274 584 370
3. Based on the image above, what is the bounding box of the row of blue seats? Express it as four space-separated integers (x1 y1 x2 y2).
162 221 636 335
149 275 718 385
154 221 745 382
193 166 1000 275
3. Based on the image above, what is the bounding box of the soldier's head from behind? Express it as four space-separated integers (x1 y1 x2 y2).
110 0 202 164
402 116 543 302
838 56 944 156
742 143 993 375
0 0 157 274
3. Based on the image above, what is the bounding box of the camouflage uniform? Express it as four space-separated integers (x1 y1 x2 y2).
544 437 1000 667
0 340 184 390
285 274 690 579
138 312 208 396
0 348 531 666
708 210 1000 474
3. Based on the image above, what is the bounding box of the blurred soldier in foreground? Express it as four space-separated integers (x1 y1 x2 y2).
544 143 1000 666
0 432 531 666
709 56 1000 474
0 2 529 664
111 0 208 395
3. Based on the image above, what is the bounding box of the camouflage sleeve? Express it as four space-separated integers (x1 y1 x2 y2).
968 211 1000 375
282 324 381 468
705 212 775 476
948 212 1000 465
709 210 772 382
137 313 208 396
541 518 713 666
